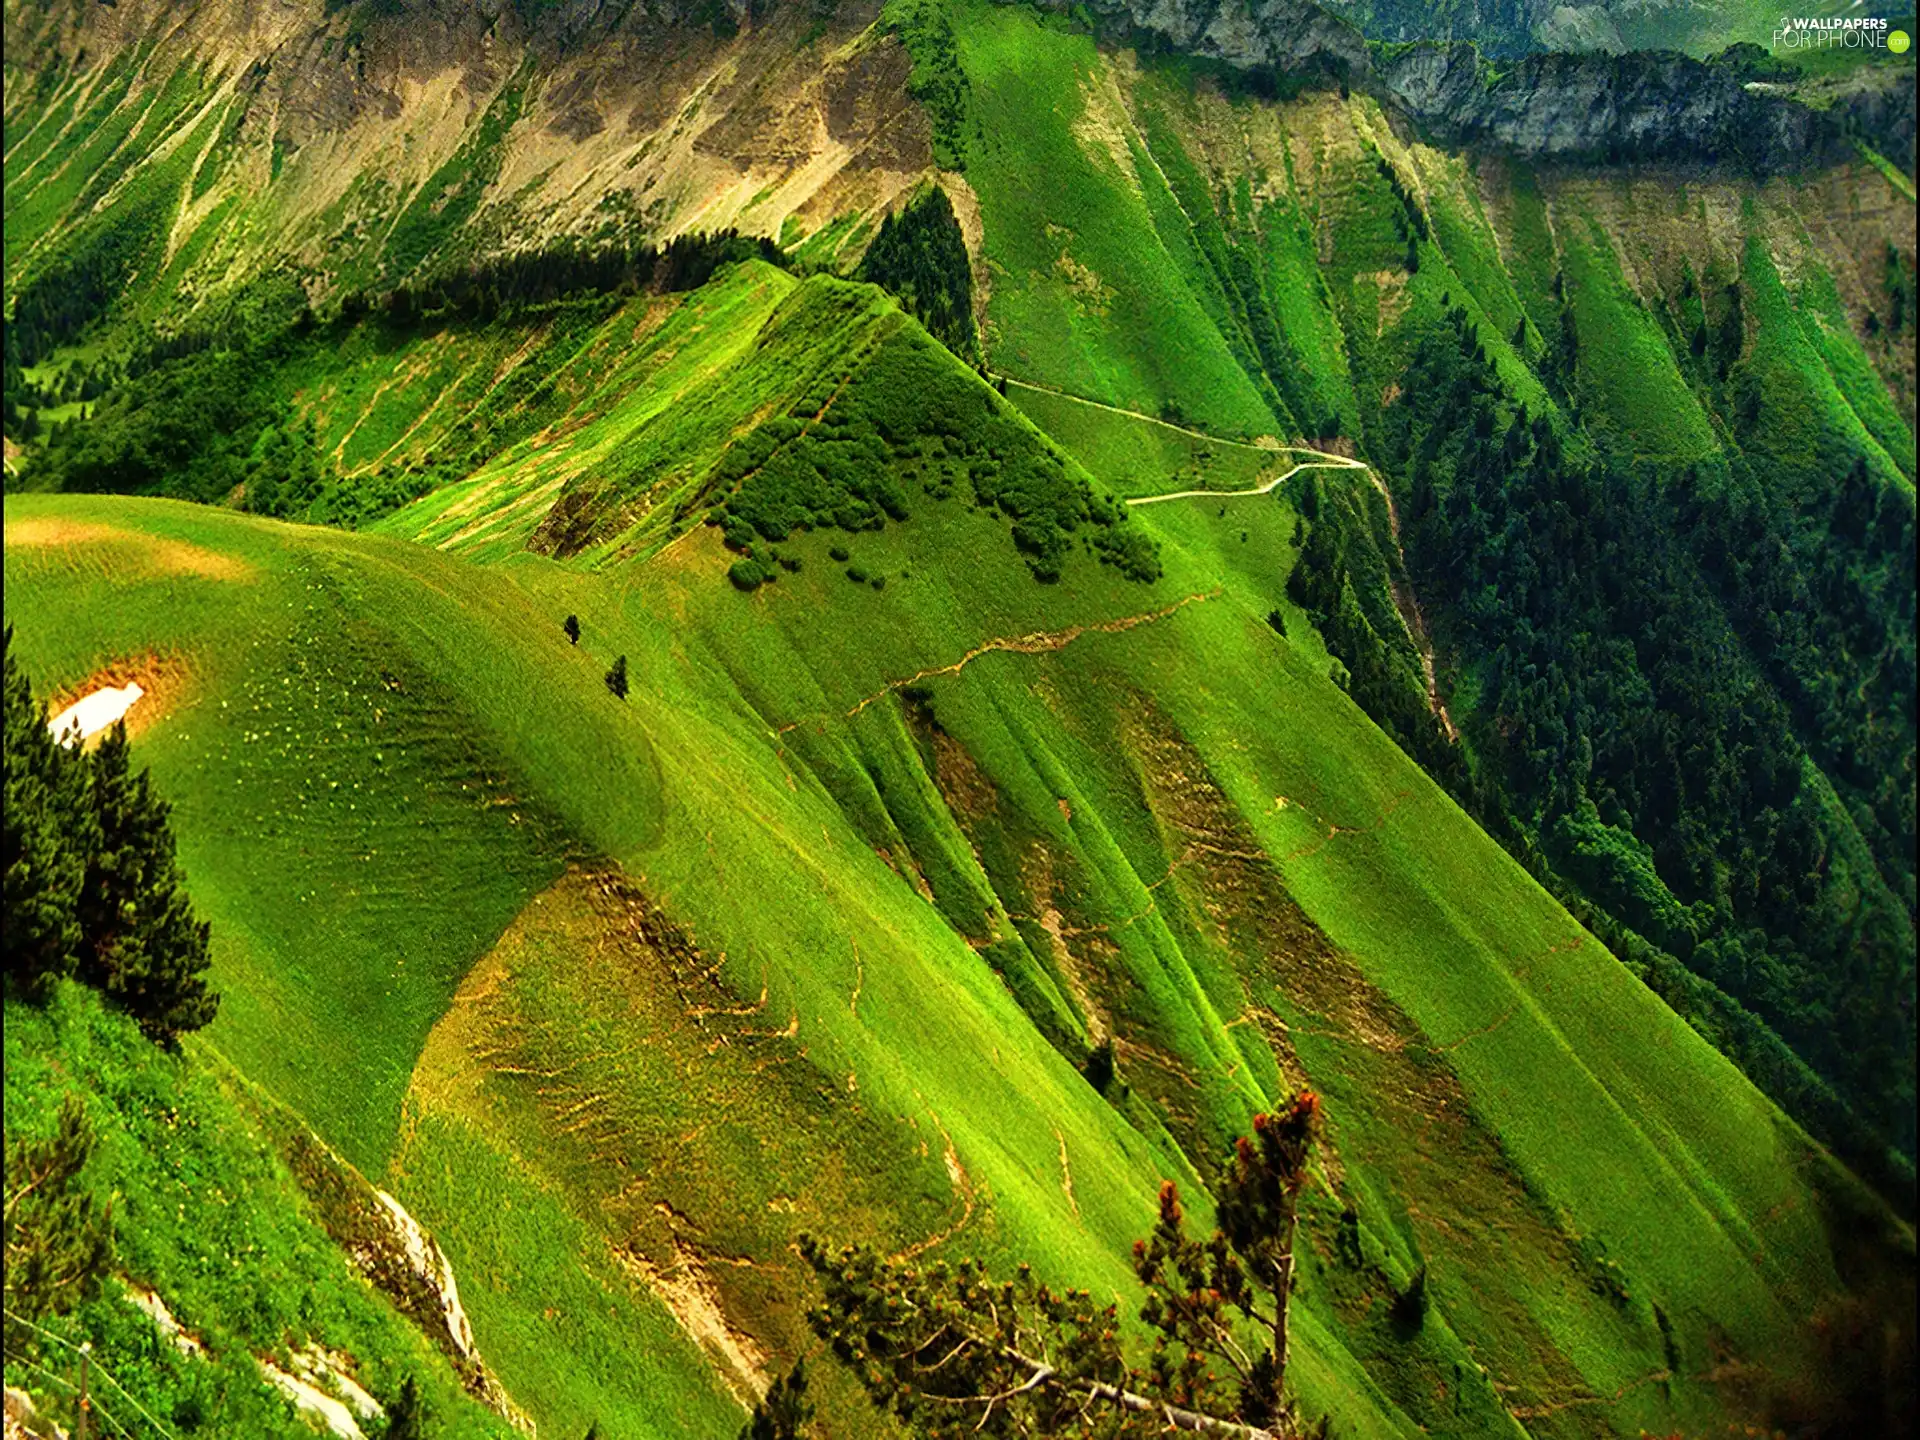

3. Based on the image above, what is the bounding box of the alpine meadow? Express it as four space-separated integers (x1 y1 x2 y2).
2 0 1915 1435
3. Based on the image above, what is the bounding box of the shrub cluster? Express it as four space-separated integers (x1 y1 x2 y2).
711 322 1159 584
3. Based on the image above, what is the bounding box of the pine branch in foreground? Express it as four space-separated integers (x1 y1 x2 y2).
802 1093 1324 1439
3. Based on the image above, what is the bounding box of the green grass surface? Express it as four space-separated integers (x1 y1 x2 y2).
1005 380 1281 498
7 328 1909 1438
3 984 511 1439
928 0 1284 438
1557 216 1721 466
18 415 1905 1434
1739 235 1916 490
7 7 1916 1433
0 496 668 1172
1856 140 1918 202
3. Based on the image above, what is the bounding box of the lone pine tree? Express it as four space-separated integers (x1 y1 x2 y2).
606 654 629 699
2 1093 114 1328
76 723 219 1045
803 1091 1325 1438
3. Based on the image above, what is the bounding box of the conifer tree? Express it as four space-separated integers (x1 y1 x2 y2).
605 655 629 700
564 614 582 645
2 625 87 997
75 723 218 1045
1083 1037 1117 1094
856 188 979 362
384 1377 427 1440
740 1360 813 1440
803 1093 1324 1438
2 1093 114 1327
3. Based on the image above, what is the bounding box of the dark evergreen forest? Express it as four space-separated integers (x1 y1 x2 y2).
1293 296 1916 1199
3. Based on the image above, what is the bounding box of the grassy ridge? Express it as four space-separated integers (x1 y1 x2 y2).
7 396 1911 1437
375 264 1161 585
5 4 1915 1433
1064 497 1875 1429
0 496 669 1170
641 457 1900 1434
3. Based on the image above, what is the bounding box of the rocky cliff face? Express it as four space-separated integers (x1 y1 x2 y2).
1053 0 1789 59
1836 69 1919 174
1037 0 1861 175
1047 0 1372 74
1378 44 1852 172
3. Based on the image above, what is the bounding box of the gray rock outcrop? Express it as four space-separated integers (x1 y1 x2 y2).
1036 0 1371 74
1378 44 1850 172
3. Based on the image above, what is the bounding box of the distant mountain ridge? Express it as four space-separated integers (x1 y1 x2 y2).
1057 0 1872 57
4 0 1904 365
1038 0 1909 174
1377 44 1853 171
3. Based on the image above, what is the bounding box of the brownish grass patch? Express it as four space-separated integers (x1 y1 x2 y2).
5 516 255 581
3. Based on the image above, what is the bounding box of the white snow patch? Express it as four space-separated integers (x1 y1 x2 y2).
374 1188 475 1358
47 684 144 745
260 1360 366 1440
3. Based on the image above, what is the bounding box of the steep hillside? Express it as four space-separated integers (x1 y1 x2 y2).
5 445 1910 1436
1 0 930 364
5 264 1915 1436
4 984 529 1439
5 0 1917 1436
883 0 1917 1187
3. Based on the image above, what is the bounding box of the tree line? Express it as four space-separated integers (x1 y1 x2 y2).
1315 294 1918 1197
357 228 783 333
5 194 167 373
1 227 777 454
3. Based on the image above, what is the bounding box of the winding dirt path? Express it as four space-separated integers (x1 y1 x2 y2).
993 374 1285 452
776 590 1221 734
1125 455 1368 507
848 589 1218 714
1020 382 1458 741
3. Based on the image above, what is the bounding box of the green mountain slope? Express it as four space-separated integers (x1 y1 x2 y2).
4 984 525 1439
5 315 1912 1433
5 0 1916 1435
882 0 1916 1182
0 0 933 340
